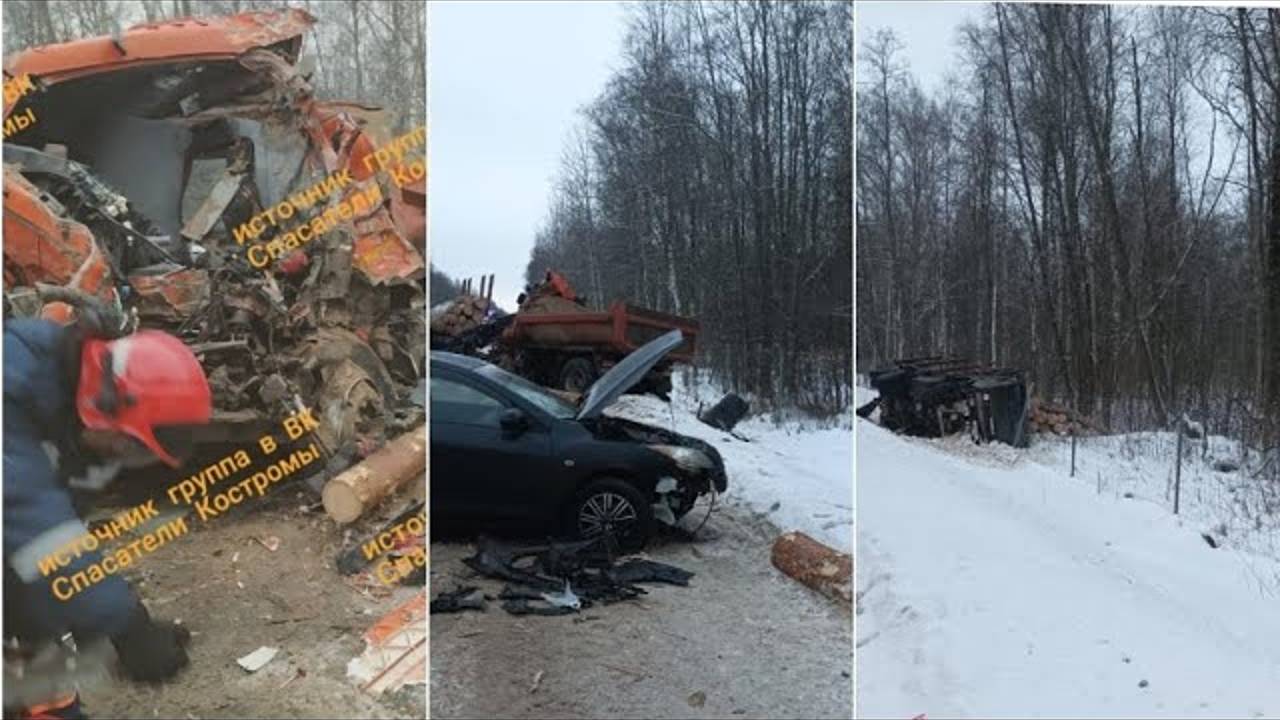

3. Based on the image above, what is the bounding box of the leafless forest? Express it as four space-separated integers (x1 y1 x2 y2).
857 5 1280 455
2 0 425 133
525 1 854 416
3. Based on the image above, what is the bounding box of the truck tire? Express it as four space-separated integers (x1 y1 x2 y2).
559 356 597 393
565 477 654 552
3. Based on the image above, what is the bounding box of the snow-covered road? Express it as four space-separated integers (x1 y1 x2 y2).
857 417 1280 719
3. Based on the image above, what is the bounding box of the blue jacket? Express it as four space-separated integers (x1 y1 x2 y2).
4 319 137 641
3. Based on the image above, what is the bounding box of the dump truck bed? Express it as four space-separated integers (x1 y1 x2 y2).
504 300 699 361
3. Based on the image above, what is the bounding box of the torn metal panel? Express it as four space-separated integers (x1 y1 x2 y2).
189 409 271 445
352 228 424 284
312 357 386 459
225 117 310 211
126 266 209 322
180 168 243 241
3 9 316 88
2 167 119 305
346 590 426 695
389 173 426 253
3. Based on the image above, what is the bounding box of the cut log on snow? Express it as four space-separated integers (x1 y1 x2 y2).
323 424 427 523
770 531 852 605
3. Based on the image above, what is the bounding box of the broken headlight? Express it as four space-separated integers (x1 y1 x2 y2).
646 444 713 473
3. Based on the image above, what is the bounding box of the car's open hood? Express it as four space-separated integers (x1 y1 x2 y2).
576 329 683 421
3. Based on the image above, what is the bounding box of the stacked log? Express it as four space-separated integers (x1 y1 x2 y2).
430 293 490 337
1028 399 1101 436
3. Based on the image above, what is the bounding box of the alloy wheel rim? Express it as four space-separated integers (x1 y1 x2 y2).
578 491 638 539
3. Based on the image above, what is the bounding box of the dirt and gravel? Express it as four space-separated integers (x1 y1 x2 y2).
75 480 425 720
429 499 853 719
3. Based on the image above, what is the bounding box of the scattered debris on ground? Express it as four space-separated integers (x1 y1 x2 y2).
346 591 427 697
430 586 486 615
435 537 696 617
431 503 852 719
79 491 425 719
237 646 279 673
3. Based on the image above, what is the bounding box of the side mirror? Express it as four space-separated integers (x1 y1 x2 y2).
499 408 529 433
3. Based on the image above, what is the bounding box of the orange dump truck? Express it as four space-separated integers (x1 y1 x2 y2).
3 9 426 456
435 271 699 397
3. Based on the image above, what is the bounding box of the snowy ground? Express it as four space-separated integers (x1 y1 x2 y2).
1027 431 1280 567
608 373 854 553
857 389 1280 718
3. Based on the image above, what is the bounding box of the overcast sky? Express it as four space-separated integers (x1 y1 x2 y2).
856 1 1230 198
855 1 983 94
429 1 626 309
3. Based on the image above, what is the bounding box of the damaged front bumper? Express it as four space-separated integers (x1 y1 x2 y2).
590 415 728 525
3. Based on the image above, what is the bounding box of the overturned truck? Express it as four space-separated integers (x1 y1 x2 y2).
3 9 427 466
861 357 1030 447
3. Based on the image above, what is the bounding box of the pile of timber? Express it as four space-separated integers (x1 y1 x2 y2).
1028 399 1100 436
431 294 491 337
518 283 586 315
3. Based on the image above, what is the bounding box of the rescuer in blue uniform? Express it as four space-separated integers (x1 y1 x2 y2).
4 316 213 719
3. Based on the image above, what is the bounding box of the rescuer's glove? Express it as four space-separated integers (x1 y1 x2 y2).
111 604 191 683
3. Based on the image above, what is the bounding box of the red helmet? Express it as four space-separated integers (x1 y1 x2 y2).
76 331 212 468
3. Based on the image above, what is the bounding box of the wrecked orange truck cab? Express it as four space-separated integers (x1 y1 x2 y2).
3 9 426 460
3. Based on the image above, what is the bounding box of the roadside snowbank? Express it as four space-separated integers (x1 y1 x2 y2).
1027 431 1280 566
857 411 1280 718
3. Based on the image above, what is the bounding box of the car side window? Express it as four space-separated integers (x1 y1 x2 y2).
432 375 506 428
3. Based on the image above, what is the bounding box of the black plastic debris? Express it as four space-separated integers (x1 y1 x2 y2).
461 539 570 592
855 396 880 419
430 585 486 614
336 501 425 576
699 393 750 432
610 559 695 586
460 536 693 616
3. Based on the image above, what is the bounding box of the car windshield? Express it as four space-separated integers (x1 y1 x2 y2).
477 364 578 419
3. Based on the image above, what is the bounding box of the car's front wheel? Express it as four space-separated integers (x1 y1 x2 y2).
566 477 653 552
